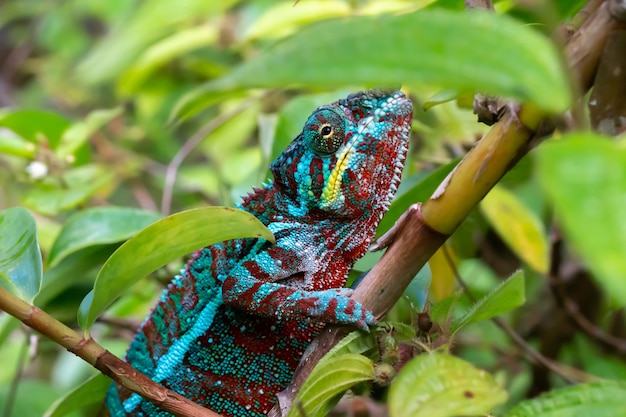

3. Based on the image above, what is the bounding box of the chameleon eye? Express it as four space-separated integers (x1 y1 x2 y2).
304 109 346 156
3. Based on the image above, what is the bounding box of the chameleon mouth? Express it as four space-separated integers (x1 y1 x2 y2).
383 139 409 212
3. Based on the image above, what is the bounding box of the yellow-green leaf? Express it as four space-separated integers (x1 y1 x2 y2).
174 9 570 120
451 270 525 334
288 354 374 417
44 374 110 417
389 353 507 417
537 134 626 306
505 381 626 417
480 185 549 273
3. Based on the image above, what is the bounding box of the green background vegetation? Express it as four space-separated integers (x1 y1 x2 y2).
1 0 625 416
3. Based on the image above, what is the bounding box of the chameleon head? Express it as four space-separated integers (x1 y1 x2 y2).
271 89 413 220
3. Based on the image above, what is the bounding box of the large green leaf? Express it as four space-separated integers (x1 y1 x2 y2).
481 186 549 273
388 353 507 417
77 0 237 85
0 110 71 149
48 207 162 268
78 207 274 331
37 247 113 308
287 354 374 417
451 270 525 334
117 25 219 95
243 0 351 41
0 380 71 417
505 381 626 417
536 135 626 305
173 9 570 120
0 207 42 303
44 374 110 417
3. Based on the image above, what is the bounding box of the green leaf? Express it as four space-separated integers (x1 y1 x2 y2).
0 207 42 303
118 25 219 95
451 270 525 334
0 110 71 149
243 1 350 41
37 247 113 308
0 314 20 347
536 134 626 306
388 353 507 417
173 9 570 120
56 107 123 161
22 164 114 215
44 374 110 417
0 380 69 417
78 207 274 330
286 331 377 417
423 89 459 111
505 381 626 417
480 185 549 273
77 1 238 85
430 293 461 328
325 330 378 358
287 354 374 417
169 90 247 124
48 207 162 268
0 129 37 158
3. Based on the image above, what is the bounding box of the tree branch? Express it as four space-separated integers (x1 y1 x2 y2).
0 286 220 417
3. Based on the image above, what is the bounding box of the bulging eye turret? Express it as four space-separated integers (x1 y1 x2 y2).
304 109 346 156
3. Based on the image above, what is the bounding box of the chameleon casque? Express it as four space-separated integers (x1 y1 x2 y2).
105 89 413 416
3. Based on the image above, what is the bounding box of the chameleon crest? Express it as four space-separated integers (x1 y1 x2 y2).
106 90 413 416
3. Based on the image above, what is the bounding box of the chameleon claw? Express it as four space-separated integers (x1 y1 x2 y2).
355 310 378 332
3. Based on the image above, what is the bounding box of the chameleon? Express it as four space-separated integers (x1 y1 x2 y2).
105 89 413 416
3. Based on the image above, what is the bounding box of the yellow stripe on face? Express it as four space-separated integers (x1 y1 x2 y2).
321 146 352 206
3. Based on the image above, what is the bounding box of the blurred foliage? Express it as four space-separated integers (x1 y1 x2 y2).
0 0 624 416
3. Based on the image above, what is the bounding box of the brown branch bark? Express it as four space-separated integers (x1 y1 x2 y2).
271 1 626 415
589 31 626 134
0 286 220 417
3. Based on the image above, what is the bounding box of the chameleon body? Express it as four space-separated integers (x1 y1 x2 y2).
106 90 413 416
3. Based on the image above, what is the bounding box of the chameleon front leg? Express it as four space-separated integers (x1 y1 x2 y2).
221 275 375 331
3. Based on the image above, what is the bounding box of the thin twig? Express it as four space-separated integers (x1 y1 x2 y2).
0 286 219 417
161 93 269 215
548 234 626 354
558 289 626 354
